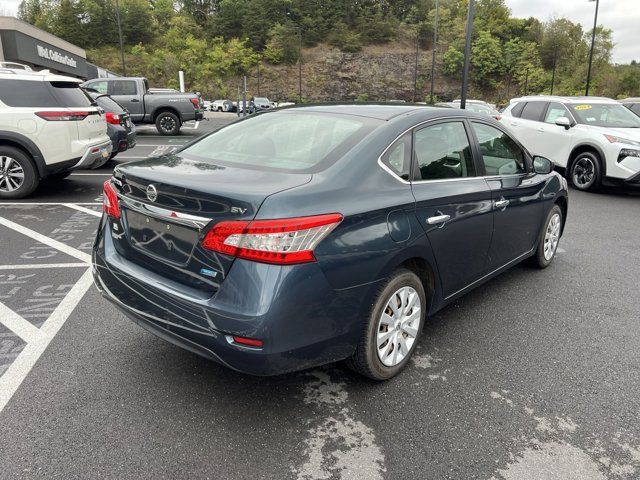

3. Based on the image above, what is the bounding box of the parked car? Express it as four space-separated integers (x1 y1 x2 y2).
501 95 640 191
81 77 203 135
439 100 502 120
621 98 640 117
85 90 136 160
0 69 111 199
212 99 235 112
202 100 212 111
248 96 272 114
94 105 567 380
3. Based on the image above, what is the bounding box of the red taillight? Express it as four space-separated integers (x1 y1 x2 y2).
190 98 200 109
202 213 343 265
231 336 264 348
35 110 90 121
102 181 121 219
105 112 121 125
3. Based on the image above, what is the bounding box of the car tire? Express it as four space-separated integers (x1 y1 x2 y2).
528 204 563 269
347 268 426 380
217 107 223 112
0 146 39 199
155 111 181 136
569 151 602 191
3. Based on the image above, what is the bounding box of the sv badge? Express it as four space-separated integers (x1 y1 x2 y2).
231 206 247 214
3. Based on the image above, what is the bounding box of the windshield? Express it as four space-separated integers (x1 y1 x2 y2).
180 112 378 173
568 103 640 128
467 104 496 115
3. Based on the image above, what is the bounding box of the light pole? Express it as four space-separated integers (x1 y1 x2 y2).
550 46 558 95
297 27 302 104
585 0 600 96
114 0 126 75
429 0 440 104
460 0 475 110
412 29 419 102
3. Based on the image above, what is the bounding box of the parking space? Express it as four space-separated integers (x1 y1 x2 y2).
0 111 640 478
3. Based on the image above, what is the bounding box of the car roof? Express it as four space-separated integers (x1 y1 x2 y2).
283 104 445 120
0 69 82 83
510 95 618 104
620 98 640 102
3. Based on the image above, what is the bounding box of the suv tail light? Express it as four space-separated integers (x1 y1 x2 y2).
190 98 200 110
202 213 343 265
35 110 90 121
103 181 121 219
105 112 121 125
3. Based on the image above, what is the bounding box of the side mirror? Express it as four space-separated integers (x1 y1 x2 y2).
554 116 572 130
533 156 554 175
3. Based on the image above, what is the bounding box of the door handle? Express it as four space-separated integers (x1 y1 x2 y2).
131 99 140 102
427 214 451 225
495 199 510 210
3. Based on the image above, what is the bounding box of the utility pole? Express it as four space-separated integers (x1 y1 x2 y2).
550 46 558 95
524 67 529 95
429 0 440 104
460 0 475 110
257 59 261 96
585 0 600 96
297 27 302 103
115 0 126 75
413 29 419 102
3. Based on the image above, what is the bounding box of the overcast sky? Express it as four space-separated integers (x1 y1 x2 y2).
1 0 637 63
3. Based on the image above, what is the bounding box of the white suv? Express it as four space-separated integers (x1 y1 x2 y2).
500 96 640 191
0 69 112 198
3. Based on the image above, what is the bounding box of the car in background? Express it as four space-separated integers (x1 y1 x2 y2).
94 105 567 380
85 90 136 160
0 69 111 198
212 99 235 112
248 97 272 114
437 100 501 120
501 95 640 191
202 100 212 111
81 77 203 135
621 98 640 117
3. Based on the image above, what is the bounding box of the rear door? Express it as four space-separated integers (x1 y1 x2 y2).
109 80 144 119
469 121 546 270
410 120 494 298
505 101 548 154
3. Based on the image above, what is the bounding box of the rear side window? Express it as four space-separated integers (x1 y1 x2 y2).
510 102 526 117
520 102 548 121
0 79 90 107
95 95 125 113
413 122 475 181
380 132 411 180
111 80 137 95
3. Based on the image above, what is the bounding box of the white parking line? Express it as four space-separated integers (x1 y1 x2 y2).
0 268 93 413
69 173 112 176
0 263 88 270
0 303 43 343
0 216 91 263
112 156 147 160
62 203 102 218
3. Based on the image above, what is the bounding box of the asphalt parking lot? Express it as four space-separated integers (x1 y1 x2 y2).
0 112 639 479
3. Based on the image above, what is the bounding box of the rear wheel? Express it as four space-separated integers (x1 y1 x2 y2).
570 151 601 191
347 268 426 380
0 147 38 199
155 111 181 136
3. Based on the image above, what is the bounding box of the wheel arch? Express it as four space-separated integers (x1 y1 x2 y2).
554 195 568 236
568 143 607 177
152 107 182 123
0 131 46 178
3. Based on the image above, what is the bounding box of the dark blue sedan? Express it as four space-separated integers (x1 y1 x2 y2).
93 105 568 380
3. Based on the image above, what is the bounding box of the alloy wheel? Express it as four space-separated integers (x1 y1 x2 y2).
376 286 421 367
0 156 25 192
160 116 177 133
572 157 595 189
544 213 561 260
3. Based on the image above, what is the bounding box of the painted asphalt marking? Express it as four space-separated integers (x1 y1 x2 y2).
0 263 88 270
69 173 112 176
0 216 91 263
0 269 93 413
62 204 102 218
0 302 43 343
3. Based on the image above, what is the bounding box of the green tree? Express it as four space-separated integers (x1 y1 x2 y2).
263 23 300 65
442 46 464 76
471 30 503 86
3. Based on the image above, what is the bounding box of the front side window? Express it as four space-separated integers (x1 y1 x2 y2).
568 103 640 128
413 122 475 181
472 123 526 176
520 102 548 122
380 132 411 180
111 80 137 96
544 102 571 124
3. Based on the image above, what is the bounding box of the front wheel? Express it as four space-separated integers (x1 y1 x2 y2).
528 204 563 269
570 152 601 191
155 111 181 136
347 269 426 380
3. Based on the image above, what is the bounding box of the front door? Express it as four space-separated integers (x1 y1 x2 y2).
411 120 494 298
470 121 547 270
109 80 144 120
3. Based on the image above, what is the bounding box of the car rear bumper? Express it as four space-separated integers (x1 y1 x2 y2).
109 125 137 154
73 140 112 169
92 218 373 376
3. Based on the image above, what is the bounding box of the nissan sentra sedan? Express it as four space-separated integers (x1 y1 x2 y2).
93 105 568 380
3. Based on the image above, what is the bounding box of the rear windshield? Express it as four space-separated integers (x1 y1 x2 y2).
95 95 125 113
568 103 640 128
0 79 92 108
181 112 379 173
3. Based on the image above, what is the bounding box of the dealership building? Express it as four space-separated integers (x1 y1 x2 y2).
0 16 116 79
